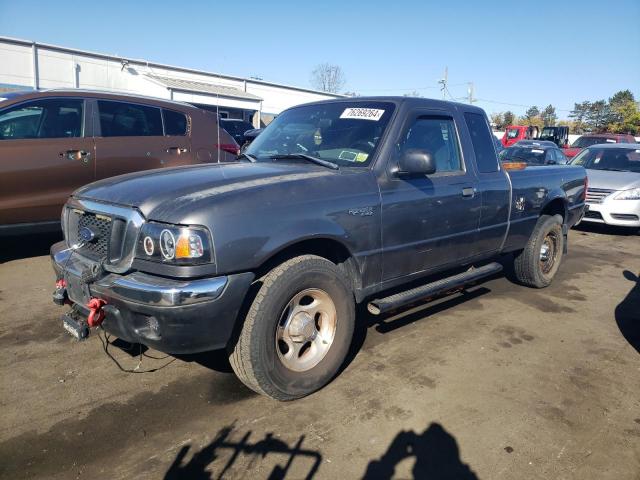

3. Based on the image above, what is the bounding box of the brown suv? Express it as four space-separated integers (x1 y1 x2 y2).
0 89 238 235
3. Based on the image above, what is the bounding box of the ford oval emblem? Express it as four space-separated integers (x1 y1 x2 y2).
79 226 97 243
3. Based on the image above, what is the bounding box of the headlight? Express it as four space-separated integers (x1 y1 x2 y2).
136 222 213 265
614 188 640 200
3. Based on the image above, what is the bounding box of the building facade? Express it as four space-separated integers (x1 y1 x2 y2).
0 37 343 127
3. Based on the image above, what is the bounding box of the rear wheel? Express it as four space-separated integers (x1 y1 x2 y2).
513 214 564 288
229 255 355 400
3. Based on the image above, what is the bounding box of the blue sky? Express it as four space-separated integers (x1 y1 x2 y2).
1 0 638 118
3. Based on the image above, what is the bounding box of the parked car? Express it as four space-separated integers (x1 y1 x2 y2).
564 133 637 159
219 118 255 148
501 125 540 148
51 97 586 400
500 141 569 165
571 143 640 228
539 126 570 148
241 128 263 151
0 89 238 235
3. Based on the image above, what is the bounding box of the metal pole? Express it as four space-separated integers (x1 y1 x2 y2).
31 42 39 90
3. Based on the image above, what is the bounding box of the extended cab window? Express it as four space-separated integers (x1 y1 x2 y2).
163 109 188 136
98 101 162 137
464 112 499 173
0 98 83 140
399 117 462 173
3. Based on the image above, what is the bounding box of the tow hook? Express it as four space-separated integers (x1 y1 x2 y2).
87 298 107 327
53 279 68 306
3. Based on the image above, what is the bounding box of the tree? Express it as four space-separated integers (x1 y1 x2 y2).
489 112 504 129
310 63 346 93
540 105 557 126
607 90 637 130
503 111 516 127
569 101 591 133
523 106 540 125
403 90 423 98
586 100 610 131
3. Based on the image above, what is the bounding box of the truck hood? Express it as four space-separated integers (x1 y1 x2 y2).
73 162 335 220
586 169 640 191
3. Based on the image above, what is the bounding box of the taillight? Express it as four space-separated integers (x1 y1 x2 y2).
217 143 240 155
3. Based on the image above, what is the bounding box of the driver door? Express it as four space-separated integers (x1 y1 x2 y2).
379 111 481 281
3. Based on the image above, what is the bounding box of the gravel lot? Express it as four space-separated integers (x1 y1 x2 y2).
0 224 638 480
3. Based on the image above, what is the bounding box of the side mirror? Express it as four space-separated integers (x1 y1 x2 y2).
397 149 436 176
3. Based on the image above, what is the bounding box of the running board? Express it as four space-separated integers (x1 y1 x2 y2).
367 262 503 315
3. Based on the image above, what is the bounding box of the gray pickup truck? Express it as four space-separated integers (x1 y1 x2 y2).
51 97 586 400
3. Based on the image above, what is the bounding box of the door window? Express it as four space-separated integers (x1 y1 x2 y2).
464 112 499 173
399 117 463 173
98 101 162 137
0 98 83 140
163 109 188 136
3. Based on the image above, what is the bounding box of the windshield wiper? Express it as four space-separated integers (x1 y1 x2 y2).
598 167 628 172
269 153 339 170
237 152 257 162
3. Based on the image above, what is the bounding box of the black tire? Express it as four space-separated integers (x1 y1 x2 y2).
513 214 564 288
229 255 355 401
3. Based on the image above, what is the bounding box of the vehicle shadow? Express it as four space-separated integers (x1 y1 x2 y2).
363 422 478 479
164 424 322 480
573 222 639 237
0 232 63 263
616 270 640 354
341 285 492 375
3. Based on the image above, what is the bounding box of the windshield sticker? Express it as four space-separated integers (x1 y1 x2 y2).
606 139 616 143
338 151 358 161
355 152 369 162
531 149 544 154
314 128 322 145
340 108 385 121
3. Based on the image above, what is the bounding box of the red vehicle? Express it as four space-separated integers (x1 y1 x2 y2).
501 125 540 148
563 133 637 159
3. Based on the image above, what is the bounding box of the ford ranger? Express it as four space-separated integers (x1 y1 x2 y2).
51 97 587 400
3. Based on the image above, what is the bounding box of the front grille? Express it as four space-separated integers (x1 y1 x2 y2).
63 198 144 273
584 211 603 220
77 212 112 260
586 188 614 204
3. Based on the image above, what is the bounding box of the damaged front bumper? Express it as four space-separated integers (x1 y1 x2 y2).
51 241 254 353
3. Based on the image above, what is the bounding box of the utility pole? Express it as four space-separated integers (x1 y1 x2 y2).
438 67 448 100
467 82 476 104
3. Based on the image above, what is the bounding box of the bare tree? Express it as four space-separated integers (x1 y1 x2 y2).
310 63 346 93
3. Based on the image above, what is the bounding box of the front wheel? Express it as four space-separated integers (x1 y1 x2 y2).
513 214 564 288
229 255 355 400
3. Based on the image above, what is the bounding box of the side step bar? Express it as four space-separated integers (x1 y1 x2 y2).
367 262 503 315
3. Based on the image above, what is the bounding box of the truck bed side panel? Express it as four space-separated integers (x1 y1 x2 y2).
502 165 586 253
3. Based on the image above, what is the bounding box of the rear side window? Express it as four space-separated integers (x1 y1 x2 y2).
163 109 187 136
464 112 499 173
98 101 162 137
0 98 83 140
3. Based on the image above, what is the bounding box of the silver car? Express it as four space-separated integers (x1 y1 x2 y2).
572 143 640 228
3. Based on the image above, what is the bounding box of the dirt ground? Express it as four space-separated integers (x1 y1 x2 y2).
0 224 638 480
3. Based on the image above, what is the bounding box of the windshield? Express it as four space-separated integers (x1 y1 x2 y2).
500 147 547 164
571 147 640 172
246 101 395 167
539 127 557 140
506 128 520 139
571 136 616 148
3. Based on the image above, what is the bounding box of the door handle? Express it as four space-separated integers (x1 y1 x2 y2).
461 187 476 198
60 150 91 163
166 147 188 154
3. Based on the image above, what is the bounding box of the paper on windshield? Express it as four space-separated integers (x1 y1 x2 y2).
340 108 385 121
